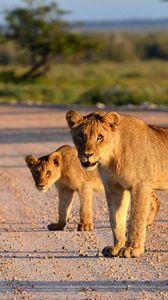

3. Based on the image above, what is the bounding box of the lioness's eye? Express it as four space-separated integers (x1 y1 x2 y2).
46 170 51 177
97 134 104 141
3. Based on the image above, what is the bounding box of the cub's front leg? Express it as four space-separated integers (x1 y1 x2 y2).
78 183 93 231
102 184 130 257
119 184 151 258
48 186 75 231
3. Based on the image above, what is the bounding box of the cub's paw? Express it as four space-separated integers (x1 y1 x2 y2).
77 222 93 231
118 246 144 258
102 245 120 257
48 223 65 231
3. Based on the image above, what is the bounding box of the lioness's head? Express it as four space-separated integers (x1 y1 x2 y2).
25 152 62 192
66 110 120 170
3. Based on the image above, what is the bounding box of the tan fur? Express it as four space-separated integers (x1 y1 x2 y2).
25 145 104 231
66 110 166 257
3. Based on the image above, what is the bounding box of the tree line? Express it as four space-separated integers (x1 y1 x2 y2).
0 0 168 79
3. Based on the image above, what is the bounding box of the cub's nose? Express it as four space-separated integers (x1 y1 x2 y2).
39 183 45 188
83 152 93 159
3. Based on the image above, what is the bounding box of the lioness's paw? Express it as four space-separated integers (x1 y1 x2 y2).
118 246 144 258
102 245 120 257
77 223 93 231
48 223 65 231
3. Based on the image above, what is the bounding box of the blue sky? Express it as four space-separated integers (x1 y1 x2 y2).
1 0 168 21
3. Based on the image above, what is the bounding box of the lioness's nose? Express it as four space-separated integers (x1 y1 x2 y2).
83 152 93 159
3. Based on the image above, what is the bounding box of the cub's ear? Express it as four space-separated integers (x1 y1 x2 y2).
25 155 38 168
102 112 120 127
49 152 62 167
66 110 83 128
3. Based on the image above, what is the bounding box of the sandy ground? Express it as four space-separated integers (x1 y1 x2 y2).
0 104 168 300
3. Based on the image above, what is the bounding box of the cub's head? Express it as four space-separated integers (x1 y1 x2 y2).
25 151 62 192
66 110 120 170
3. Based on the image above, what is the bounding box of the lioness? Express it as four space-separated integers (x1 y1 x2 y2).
66 110 166 257
25 145 104 231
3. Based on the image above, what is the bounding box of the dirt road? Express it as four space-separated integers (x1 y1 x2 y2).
0 104 168 299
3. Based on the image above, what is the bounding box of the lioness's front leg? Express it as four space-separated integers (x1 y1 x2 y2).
146 192 160 226
48 187 75 231
102 184 130 257
119 184 151 258
78 183 93 231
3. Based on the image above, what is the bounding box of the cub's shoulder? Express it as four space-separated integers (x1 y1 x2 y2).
56 144 79 166
56 144 76 154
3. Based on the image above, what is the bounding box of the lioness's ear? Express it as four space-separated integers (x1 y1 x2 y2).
66 110 83 128
25 155 38 168
49 152 62 167
102 112 120 127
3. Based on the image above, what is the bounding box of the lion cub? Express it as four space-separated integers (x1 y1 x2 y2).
25 145 104 231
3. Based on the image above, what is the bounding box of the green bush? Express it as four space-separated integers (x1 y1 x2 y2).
0 42 30 65
138 33 168 60
78 84 168 106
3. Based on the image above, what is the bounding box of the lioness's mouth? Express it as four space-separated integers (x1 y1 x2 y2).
81 161 98 168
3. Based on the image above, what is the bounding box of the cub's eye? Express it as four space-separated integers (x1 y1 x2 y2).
78 132 84 140
46 170 51 177
33 169 39 175
97 134 104 141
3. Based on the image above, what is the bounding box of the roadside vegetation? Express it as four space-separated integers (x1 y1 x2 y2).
0 0 168 106
0 60 168 106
